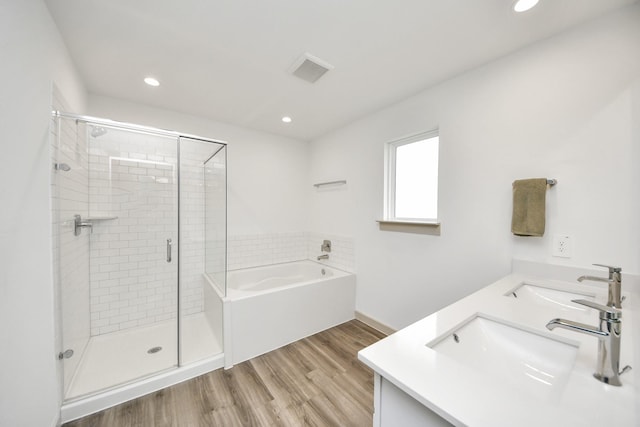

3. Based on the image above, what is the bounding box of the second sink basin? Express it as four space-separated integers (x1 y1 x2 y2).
505 282 596 313
427 314 578 399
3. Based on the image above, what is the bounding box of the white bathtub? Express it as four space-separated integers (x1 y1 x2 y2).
227 260 341 295
221 260 356 366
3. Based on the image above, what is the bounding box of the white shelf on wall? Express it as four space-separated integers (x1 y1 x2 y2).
313 180 347 188
84 216 118 221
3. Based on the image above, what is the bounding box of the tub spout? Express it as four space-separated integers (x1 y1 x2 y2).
317 254 329 260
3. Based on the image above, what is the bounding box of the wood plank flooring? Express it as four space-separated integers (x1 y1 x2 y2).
63 320 386 427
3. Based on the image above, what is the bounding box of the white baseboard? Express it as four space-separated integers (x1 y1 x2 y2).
355 311 395 336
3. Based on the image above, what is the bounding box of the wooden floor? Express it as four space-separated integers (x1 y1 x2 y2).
64 320 386 427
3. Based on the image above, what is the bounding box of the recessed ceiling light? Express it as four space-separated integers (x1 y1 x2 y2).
513 0 539 12
144 77 160 87
282 116 292 123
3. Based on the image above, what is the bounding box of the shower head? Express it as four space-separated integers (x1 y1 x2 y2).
55 163 71 172
90 126 107 138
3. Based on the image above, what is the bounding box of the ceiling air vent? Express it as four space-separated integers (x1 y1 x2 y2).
290 53 333 83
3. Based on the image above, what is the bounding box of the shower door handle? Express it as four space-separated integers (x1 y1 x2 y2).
166 239 172 263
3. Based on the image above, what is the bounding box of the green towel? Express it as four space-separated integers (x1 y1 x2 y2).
511 178 547 236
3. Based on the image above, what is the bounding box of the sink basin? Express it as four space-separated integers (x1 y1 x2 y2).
505 283 596 313
427 315 578 398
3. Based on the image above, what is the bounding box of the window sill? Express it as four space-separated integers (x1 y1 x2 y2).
376 220 441 235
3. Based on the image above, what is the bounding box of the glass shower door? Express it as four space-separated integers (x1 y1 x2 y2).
178 136 226 364
55 117 180 400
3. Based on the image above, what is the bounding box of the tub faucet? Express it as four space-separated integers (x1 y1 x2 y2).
546 299 631 386
317 254 329 260
578 263 622 308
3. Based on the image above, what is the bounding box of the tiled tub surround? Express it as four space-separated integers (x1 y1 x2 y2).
359 262 640 427
307 232 355 273
226 232 307 271
227 232 355 273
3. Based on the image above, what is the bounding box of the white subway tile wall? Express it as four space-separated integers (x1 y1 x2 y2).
88 130 179 335
307 232 356 273
52 113 353 340
226 232 355 273
227 232 307 270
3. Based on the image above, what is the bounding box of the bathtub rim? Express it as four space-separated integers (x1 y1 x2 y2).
203 260 353 302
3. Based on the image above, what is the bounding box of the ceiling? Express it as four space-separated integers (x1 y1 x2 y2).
45 0 637 141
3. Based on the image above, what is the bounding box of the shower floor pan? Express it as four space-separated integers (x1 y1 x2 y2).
66 312 221 400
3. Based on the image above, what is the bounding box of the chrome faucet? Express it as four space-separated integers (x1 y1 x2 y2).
317 239 331 260
74 214 93 236
320 239 332 253
578 263 622 308
546 299 631 386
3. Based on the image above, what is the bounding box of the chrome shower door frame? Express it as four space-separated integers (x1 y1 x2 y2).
52 111 227 402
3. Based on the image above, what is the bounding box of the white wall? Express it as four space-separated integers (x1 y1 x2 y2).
88 95 310 238
0 1 86 426
2 2 638 423
308 4 640 330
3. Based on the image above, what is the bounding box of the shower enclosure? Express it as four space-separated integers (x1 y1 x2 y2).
51 112 226 416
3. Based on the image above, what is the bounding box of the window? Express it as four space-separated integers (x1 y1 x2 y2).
384 130 439 225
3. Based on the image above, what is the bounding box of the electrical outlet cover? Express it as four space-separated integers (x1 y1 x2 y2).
552 235 572 258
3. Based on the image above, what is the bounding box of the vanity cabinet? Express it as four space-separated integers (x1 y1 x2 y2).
359 261 640 427
374 374 452 427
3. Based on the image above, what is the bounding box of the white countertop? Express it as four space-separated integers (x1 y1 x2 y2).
358 262 640 427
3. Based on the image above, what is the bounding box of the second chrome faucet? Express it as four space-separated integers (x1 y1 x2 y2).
547 299 631 386
578 263 623 308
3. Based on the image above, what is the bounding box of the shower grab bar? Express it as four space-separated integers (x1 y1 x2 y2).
166 239 172 263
